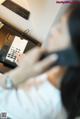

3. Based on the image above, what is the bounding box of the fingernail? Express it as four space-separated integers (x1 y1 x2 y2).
49 54 58 61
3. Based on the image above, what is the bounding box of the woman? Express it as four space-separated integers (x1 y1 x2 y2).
0 3 80 119
61 4 80 119
47 4 80 119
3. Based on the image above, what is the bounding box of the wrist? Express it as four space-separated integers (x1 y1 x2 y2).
4 76 14 89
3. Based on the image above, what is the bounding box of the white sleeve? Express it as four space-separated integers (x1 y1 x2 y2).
0 74 63 119
19 74 63 119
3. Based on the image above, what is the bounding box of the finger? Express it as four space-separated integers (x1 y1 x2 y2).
34 54 58 74
16 53 25 65
23 47 47 64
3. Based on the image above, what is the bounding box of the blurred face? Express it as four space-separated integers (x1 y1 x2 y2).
48 14 71 52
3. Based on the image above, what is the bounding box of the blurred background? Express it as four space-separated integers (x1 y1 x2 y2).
12 0 62 41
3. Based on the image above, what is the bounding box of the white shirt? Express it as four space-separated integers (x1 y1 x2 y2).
0 74 67 119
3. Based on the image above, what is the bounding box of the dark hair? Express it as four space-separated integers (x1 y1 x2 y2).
61 4 80 119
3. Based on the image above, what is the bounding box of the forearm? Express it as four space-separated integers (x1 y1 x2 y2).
0 65 35 89
5 66 33 87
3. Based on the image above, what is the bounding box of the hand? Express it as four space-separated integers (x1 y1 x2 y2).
18 47 58 76
6 47 58 86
